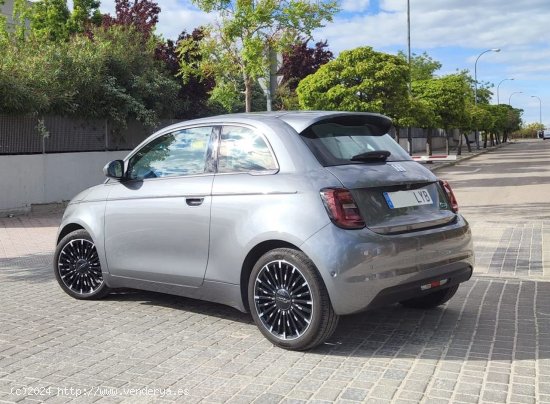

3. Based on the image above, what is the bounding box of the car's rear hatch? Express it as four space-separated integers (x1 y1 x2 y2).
294 113 456 235
325 163 456 234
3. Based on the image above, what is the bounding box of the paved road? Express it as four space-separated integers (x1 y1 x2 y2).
0 139 549 403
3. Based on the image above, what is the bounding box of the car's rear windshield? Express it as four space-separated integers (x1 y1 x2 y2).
299 121 412 166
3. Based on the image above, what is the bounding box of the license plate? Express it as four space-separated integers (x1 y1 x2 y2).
383 188 433 209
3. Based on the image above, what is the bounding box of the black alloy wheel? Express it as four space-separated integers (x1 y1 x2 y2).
249 248 339 350
54 229 110 299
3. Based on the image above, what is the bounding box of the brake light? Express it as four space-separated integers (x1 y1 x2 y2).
320 188 365 229
440 180 459 213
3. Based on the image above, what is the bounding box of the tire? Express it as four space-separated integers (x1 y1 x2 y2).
54 229 110 300
248 248 339 350
400 284 459 309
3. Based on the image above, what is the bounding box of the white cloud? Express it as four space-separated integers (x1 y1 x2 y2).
341 0 370 13
98 0 215 40
156 1 216 40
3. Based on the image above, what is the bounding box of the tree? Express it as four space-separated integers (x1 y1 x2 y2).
0 0 6 42
397 51 442 81
513 122 544 139
180 0 339 112
156 28 217 118
297 46 409 123
412 74 471 153
274 38 332 110
29 0 70 42
0 24 180 127
67 0 101 34
279 39 333 91
101 0 160 38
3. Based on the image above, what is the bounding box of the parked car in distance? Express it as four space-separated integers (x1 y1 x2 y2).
538 130 550 139
54 111 474 350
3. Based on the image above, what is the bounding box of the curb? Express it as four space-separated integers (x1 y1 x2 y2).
427 141 514 172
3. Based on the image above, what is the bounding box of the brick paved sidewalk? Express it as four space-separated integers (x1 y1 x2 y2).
1 212 549 404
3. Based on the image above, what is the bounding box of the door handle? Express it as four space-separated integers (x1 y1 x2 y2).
186 197 204 206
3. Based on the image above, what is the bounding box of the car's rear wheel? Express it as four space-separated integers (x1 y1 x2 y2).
54 229 110 300
248 248 339 351
400 285 459 309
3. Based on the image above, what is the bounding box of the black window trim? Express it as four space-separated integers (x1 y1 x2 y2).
122 124 218 183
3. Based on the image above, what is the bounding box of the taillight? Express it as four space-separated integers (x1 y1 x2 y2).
440 180 459 213
320 188 365 229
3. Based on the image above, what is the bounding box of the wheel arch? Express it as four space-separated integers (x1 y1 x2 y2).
57 223 87 244
240 240 300 312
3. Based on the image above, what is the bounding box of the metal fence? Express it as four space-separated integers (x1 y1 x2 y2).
0 114 451 155
0 115 179 155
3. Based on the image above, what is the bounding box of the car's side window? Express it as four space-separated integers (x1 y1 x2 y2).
128 126 213 180
217 126 277 173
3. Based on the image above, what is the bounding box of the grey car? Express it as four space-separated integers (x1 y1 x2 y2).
54 111 474 350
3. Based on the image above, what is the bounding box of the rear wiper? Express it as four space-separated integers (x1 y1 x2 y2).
350 150 391 162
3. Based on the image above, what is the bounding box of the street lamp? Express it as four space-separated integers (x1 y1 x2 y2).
497 78 514 105
474 48 500 149
474 48 500 105
531 95 542 129
509 91 523 105
406 0 412 155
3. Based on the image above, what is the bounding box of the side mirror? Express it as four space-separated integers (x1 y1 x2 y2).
103 160 125 179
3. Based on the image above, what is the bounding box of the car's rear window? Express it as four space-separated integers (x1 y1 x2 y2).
300 121 411 166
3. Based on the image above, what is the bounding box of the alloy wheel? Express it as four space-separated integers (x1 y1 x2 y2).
253 260 313 340
57 239 104 295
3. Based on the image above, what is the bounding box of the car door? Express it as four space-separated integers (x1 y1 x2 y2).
207 125 282 284
104 125 216 287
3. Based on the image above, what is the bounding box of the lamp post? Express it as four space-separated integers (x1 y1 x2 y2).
474 48 500 104
406 0 412 156
497 78 514 105
508 91 523 105
531 95 542 129
474 48 500 149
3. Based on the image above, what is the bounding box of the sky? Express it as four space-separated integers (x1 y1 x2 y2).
96 0 550 127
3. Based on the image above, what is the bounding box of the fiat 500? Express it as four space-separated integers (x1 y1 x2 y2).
54 111 474 350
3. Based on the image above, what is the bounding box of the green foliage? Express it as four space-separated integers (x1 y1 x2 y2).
9 0 102 42
296 47 409 122
29 0 70 42
0 25 180 127
397 50 442 81
182 0 339 111
468 103 495 132
412 74 472 130
513 122 544 138
67 0 101 34
0 0 7 44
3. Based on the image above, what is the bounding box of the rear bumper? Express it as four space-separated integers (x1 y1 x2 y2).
367 265 472 310
300 214 474 315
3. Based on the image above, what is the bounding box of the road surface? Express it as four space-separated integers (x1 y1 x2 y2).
0 140 549 403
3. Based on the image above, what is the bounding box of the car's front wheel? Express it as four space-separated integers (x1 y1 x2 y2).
400 285 459 309
248 248 339 350
54 229 110 300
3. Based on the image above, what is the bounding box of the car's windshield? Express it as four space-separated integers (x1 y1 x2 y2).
299 122 412 166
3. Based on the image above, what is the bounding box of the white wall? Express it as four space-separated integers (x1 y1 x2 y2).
0 151 128 215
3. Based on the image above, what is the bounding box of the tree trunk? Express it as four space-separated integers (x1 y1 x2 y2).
483 132 488 148
244 75 253 112
464 133 472 152
426 128 433 156
445 129 450 155
457 131 463 155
